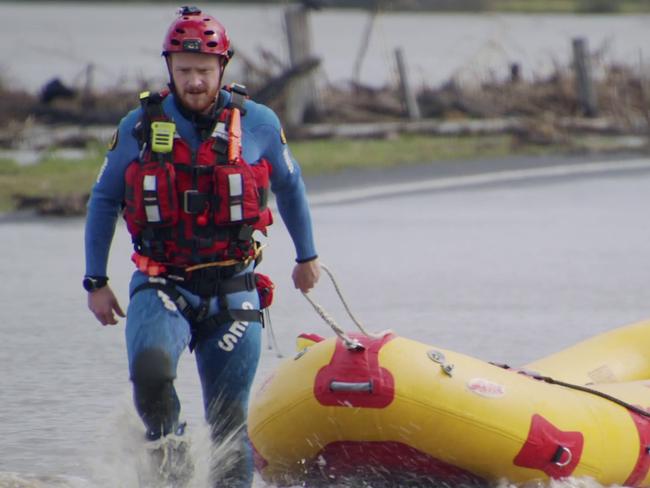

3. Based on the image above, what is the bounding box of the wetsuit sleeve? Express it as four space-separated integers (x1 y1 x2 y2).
84 109 141 277
252 106 318 262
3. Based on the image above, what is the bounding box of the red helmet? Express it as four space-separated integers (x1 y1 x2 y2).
162 6 232 60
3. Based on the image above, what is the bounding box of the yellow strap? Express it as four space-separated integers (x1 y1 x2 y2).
184 242 265 273
185 257 251 272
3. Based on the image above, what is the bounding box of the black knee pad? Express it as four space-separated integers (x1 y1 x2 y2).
131 348 179 439
131 348 175 385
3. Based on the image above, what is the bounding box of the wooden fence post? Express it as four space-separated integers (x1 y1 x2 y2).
284 5 322 127
395 47 421 120
572 37 598 117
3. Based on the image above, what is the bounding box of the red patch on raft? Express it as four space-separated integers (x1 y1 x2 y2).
314 333 396 408
514 414 583 478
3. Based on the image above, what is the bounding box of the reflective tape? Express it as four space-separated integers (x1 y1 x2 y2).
230 204 243 221
228 173 242 196
212 121 228 140
143 175 157 191
145 205 161 222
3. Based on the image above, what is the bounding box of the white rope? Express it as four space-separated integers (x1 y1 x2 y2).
264 308 283 358
301 291 363 350
302 263 389 349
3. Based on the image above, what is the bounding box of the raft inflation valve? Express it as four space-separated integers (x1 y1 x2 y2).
428 349 454 376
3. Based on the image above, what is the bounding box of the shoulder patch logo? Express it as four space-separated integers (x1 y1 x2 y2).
107 130 119 151
280 128 287 145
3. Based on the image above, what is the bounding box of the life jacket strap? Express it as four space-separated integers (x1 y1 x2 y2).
228 83 248 114
136 90 170 154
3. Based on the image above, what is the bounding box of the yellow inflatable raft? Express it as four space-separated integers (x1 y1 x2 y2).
249 319 650 486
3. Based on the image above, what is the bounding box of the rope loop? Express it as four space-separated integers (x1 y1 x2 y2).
302 263 390 350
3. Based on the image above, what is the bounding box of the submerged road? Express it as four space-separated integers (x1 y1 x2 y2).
272 152 650 367
1 152 649 487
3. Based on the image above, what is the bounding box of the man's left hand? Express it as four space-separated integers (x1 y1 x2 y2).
292 259 320 293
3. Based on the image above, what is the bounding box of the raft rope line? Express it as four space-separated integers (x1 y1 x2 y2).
500 366 650 420
541 375 650 419
302 263 389 350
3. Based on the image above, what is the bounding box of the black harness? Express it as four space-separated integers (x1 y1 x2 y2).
131 271 263 351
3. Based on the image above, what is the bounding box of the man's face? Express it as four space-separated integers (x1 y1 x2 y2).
169 52 223 114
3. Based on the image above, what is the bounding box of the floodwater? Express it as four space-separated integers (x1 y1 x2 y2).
1 156 649 487
0 3 649 93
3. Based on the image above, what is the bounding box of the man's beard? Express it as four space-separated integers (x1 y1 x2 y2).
181 90 215 113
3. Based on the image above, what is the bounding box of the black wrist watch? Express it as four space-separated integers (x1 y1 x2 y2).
83 276 108 292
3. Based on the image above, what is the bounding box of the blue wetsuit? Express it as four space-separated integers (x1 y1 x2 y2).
84 89 317 487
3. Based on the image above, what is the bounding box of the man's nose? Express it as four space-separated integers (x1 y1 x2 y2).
187 72 204 87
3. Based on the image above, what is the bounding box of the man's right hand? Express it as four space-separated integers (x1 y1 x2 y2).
87 285 125 326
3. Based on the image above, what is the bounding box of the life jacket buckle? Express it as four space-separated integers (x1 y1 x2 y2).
230 83 248 96
183 190 205 214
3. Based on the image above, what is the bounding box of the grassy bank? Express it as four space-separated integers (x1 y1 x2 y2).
0 132 618 214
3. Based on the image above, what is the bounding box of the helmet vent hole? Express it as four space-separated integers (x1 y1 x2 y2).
175 28 185 34
204 30 215 36
171 39 181 46
204 18 211 21
207 41 218 48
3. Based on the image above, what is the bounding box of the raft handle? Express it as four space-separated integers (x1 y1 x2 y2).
330 380 373 392
552 445 572 468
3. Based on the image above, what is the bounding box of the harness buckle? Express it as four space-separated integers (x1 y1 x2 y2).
230 83 248 96
195 300 210 322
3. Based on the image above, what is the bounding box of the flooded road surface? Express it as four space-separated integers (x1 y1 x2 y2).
1 155 649 487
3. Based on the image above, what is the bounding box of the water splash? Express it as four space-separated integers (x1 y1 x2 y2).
84 394 214 488
0 473 90 488
0 396 628 488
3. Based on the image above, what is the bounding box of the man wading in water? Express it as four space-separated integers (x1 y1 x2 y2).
83 6 320 486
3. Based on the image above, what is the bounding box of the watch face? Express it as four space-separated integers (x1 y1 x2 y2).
83 277 106 292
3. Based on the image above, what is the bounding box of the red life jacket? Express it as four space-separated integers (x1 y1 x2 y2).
123 86 273 270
